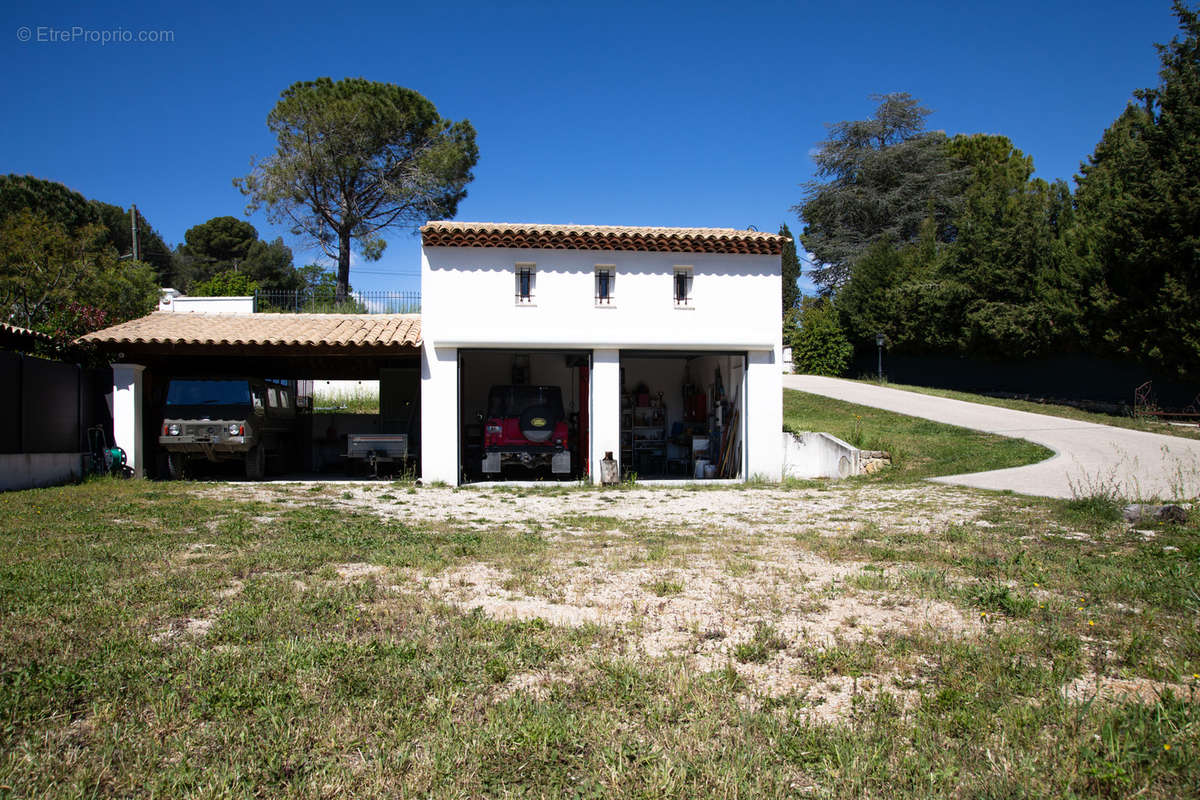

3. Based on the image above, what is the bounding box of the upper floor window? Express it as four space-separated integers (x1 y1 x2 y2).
515 263 535 304
595 265 615 305
673 267 693 307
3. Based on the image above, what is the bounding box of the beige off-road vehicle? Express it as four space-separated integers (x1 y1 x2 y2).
158 377 302 480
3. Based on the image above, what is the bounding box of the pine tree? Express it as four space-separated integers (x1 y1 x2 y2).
779 223 800 319
1076 1 1200 377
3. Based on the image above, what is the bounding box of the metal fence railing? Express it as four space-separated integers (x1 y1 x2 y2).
254 289 420 314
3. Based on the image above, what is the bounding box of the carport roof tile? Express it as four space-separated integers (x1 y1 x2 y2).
421 221 788 255
0 322 54 347
79 313 422 350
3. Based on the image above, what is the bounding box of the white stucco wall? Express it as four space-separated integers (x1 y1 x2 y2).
112 363 145 478
781 431 859 479
590 349 621 479
420 345 459 483
420 244 783 484
747 350 783 479
164 296 255 313
422 247 779 350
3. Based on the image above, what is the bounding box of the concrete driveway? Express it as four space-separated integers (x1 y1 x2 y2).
784 375 1200 500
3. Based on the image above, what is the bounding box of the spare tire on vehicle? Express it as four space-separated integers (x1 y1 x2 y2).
519 405 559 443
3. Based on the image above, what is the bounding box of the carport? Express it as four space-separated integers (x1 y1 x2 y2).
81 312 422 478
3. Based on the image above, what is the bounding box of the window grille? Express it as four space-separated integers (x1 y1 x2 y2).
595 268 613 304
515 264 535 303
674 268 692 306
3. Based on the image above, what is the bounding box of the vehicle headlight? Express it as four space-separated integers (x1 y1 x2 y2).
228 423 242 436
167 423 181 436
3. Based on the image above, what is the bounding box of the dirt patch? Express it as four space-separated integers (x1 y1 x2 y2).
194 480 1012 719
423 545 971 709
1060 675 1194 705
217 580 244 599
493 668 582 702
755 672 915 723
207 482 987 537
151 615 214 644
334 562 386 580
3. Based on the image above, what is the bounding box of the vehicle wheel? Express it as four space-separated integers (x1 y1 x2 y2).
245 445 266 480
167 452 187 480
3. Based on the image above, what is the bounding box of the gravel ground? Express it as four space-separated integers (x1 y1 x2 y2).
196 480 1028 717
195 479 1185 716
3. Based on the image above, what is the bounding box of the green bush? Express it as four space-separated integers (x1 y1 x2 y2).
789 300 853 376
191 269 259 297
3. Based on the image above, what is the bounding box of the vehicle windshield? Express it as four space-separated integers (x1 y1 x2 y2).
166 380 252 406
487 386 564 418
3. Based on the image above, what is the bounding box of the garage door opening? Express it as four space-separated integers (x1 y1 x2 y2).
459 349 590 483
620 351 745 481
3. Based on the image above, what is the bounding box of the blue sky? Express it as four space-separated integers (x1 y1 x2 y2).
1 0 1183 296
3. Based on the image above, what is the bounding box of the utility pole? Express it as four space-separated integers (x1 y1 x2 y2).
130 204 140 262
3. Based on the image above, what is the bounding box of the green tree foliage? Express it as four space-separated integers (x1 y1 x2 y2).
0 211 157 332
0 177 160 334
836 238 908 345
801 104 1093 361
0 174 97 232
191 269 260 297
1076 1 1200 378
945 134 1086 358
182 215 258 265
835 227 969 355
240 238 297 290
236 77 478 297
779 223 800 320
789 297 853 376
797 6 1200 376
795 93 966 292
296 263 340 294
176 216 298 292
0 176 175 286
90 201 174 284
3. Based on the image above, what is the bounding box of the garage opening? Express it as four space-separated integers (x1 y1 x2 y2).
309 368 421 477
620 351 745 481
146 359 421 481
459 349 590 483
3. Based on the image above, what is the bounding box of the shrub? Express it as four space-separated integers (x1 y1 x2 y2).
191 269 259 297
789 299 853 376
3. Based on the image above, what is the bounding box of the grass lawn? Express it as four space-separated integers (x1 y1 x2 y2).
1 398 1196 797
847 378 1200 442
784 388 1054 481
312 385 380 415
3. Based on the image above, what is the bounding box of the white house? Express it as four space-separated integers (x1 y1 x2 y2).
84 221 787 486
419 222 786 485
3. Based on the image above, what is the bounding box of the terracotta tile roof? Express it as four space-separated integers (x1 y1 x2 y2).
1 322 53 347
421 221 788 255
79 313 421 351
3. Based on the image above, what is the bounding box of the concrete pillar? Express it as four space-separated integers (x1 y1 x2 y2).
746 349 783 480
590 348 621 481
420 344 459 485
112 363 146 478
